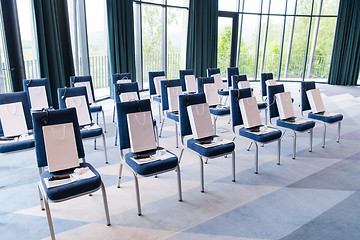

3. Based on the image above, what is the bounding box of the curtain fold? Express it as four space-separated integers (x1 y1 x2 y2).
0 0 26 92
107 0 136 97
328 0 360 86
186 0 218 78
33 0 75 108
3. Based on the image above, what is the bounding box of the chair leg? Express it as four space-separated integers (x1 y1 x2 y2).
101 109 106 133
232 151 235 182
246 142 253 151
292 131 297 159
159 118 166 137
199 156 205 193
154 124 159 147
254 142 259 174
115 124 118 146
337 121 341 143
213 116 218 135
264 108 268 125
117 162 123 188
102 133 108 164
41 187 55 240
175 122 179 148
309 128 313 152
322 123 327 148
96 112 99 125
100 181 111 226
94 138 97 150
112 103 116 122
158 102 162 123
133 173 142 216
176 165 182 202
38 183 45 210
178 148 185 163
277 139 281 165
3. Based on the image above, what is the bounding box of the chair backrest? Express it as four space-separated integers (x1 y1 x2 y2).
261 73 273 97
32 108 85 168
179 69 194 91
149 71 166 96
207 68 220 77
178 93 207 138
230 88 253 128
231 75 248 90
114 82 140 104
23 78 53 108
70 76 96 103
267 84 285 119
197 77 215 93
112 73 132 84
227 67 239 88
0 92 33 130
160 79 181 111
116 99 154 150
58 86 93 123
300 81 316 112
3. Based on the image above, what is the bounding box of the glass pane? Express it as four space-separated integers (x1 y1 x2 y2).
219 0 238 12
262 0 270 13
16 0 40 79
0 6 12 93
270 0 286 14
280 16 294 79
142 4 163 89
167 7 188 79
167 0 189 8
243 0 261 13
85 0 108 98
287 0 296 14
261 16 284 78
321 0 339 15
307 17 337 81
257 15 268 77
218 17 232 78
238 14 259 79
297 0 313 15
140 0 165 4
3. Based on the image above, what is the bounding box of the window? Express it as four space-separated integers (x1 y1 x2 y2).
0 5 11 93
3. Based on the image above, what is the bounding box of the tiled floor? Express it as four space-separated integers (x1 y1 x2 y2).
1 82 360 240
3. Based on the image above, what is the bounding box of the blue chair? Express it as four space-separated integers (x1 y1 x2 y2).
112 73 132 122
179 69 194 92
149 71 166 123
178 93 235 191
232 75 268 123
58 86 108 164
159 79 181 148
300 81 343 148
197 77 230 133
227 67 239 89
261 73 273 100
207 68 229 97
116 99 182 215
230 89 282 174
268 84 315 159
32 108 110 240
0 92 35 153
70 76 106 132
23 78 53 110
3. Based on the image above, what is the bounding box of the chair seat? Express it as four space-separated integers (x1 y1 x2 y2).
257 102 267 110
152 96 161 103
239 126 282 143
80 124 103 139
125 147 178 176
308 112 343 124
209 106 230 116
277 117 315 132
187 135 235 157
90 105 102 113
218 90 229 96
166 111 179 122
40 162 101 201
0 138 35 153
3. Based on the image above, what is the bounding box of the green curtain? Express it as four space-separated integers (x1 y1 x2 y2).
107 0 136 97
328 0 360 86
33 0 75 108
186 0 218 77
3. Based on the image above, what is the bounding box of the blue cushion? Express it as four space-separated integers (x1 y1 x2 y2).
0 138 34 153
308 112 343 124
277 117 315 132
239 126 281 143
166 111 179 122
40 162 101 201
257 102 267 110
125 147 178 175
80 124 103 139
209 106 230 116
90 105 102 113
153 96 161 103
187 135 235 157
218 90 229 96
